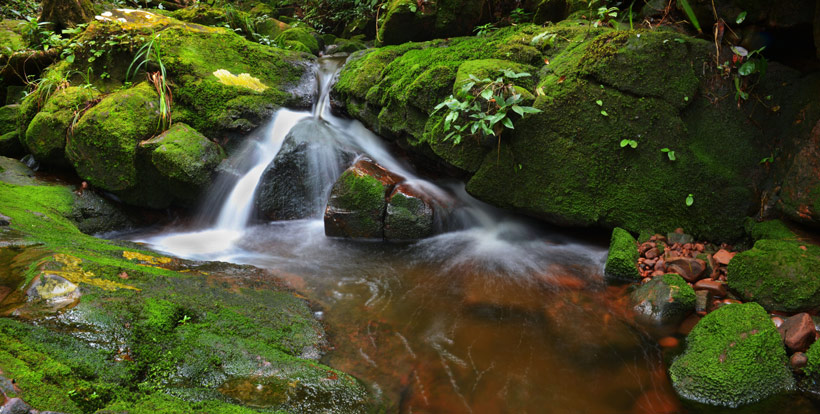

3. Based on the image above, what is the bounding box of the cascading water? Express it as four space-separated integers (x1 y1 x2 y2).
135 55 687 413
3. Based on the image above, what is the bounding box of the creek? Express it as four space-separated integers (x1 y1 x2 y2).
130 56 813 413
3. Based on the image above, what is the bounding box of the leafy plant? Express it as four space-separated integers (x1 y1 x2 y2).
759 155 774 164
620 139 637 149
727 45 767 101
509 7 532 24
685 193 694 206
530 31 557 48
473 22 497 37
661 148 676 161
432 69 541 156
127 34 172 130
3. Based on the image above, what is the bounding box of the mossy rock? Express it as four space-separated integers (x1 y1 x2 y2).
139 122 225 206
274 27 320 55
0 105 23 158
66 82 160 194
631 273 695 325
376 0 484 46
805 339 820 380
604 227 640 283
0 20 25 57
744 218 800 242
669 302 793 407
0 104 17 134
23 87 100 166
727 239 820 313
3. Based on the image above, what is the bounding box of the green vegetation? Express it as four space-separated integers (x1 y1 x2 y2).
604 227 640 283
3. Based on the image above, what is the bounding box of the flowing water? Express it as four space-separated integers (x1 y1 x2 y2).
133 57 817 413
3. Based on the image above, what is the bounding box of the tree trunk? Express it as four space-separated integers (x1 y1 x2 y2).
38 0 95 33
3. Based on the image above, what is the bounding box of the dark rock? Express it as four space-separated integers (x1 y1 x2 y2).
0 213 10 226
669 303 794 407
779 119 820 226
68 190 132 235
695 290 712 315
384 183 437 241
0 398 31 414
631 273 696 326
728 240 820 312
604 228 641 283
665 257 706 282
324 158 402 239
790 352 808 372
257 120 356 220
779 313 816 353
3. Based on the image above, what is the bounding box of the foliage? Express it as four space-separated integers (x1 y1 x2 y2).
127 34 172 130
473 22 498 37
296 0 379 34
685 193 694 206
661 148 676 161
432 69 541 152
1 0 39 20
619 139 637 149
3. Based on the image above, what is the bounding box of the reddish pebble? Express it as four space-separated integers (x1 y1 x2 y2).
674 228 684 234
713 249 735 265
645 248 659 259
651 270 665 277
771 316 784 328
694 243 704 252
778 313 817 353
722 298 742 305
800 245 808 251
654 259 666 272
694 279 727 297
791 352 808 372
658 336 679 348
641 277 652 284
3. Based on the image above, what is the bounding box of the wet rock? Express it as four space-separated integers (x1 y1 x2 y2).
68 190 132 235
384 183 436 241
0 398 31 414
713 249 735 266
256 120 356 220
631 273 695 326
669 302 794 408
667 230 694 245
728 240 820 312
324 158 402 239
0 213 9 226
779 119 820 226
23 273 81 313
604 228 641 283
779 313 816 353
791 352 808 372
695 290 712 315
693 279 727 297
665 257 705 282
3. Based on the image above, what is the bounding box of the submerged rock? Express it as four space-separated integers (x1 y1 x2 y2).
324 157 402 239
604 227 640 283
631 273 695 326
384 183 436 241
669 302 794 407
728 239 820 312
256 120 356 220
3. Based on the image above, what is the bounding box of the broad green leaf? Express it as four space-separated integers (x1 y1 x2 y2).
511 105 524 116
738 61 755 76
736 11 747 24
595 100 603 106
502 117 514 129
480 89 494 100
686 194 694 206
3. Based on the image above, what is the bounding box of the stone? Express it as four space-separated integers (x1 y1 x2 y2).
694 279 727 297
0 213 9 226
713 249 735 265
665 257 706 282
25 273 81 312
604 228 641 283
384 182 437 241
256 120 356 220
695 290 712 315
631 273 696 326
728 240 820 312
667 231 694 245
324 158 402 239
791 352 808 372
0 398 31 414
669 303 794 407
778 313 816 353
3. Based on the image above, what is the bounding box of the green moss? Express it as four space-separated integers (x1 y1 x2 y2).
66 82 159 193
0 130 23 158
744 218 799 242
631 273 695 325
0 20 25 56
727 239 820 312
0 104 18 134
274 27 320 55
669 302 793 407
23 87 100 166
805 340 820 380
604 227 640 282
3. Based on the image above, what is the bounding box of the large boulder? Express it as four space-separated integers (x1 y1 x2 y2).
669 302 794 407
324 158 402 239
0 104 23 158
23 87 100 166
728 239 820 313
256 120 356 220
334 24 772 241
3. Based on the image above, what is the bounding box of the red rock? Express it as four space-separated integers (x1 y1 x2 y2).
665 257 706 282
654 259 665 272
771 316 785 328
645 248 659 259
713 249 735 265
658 336 679 348
791 352 808 372
651 270 665 277
693 279 727 297
644 259 657 267
639 242 655 255
721 298 742 305
674 228 684 234
778 313 817 352
678 313 701 335
694 243 704 252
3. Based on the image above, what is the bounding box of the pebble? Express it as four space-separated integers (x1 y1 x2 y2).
713 249 735 265
0 398 31 414
778 313 817 353
771 316 785 328
658 336 679 348
693 279 727 297
665 257 706 282
791 352 808 372
645 248 659 260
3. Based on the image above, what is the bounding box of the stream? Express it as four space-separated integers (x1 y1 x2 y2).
129 56 816 413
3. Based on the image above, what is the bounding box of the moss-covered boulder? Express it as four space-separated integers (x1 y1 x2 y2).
66 82 160 193
604 227 640 282
631 273 695 325
728 239 820 313
669 302 794 407
0 104 23 158
384 183 436 241
324 158 401 239
139 122 225 206
23 87 100 166
0 159 374 413
334 24 768 241
274 27 320 55
744 218 800 242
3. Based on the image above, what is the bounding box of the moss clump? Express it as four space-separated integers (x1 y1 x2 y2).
604 227 640 282
669 302 793 407
324 168 388 239
727 239 820 312
376 0 483 46
805 340 820 380
631 273 695 325
384 186 434 240
274 27 320 55
23 87 100 166
744 218 799 242
0 104 18 134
